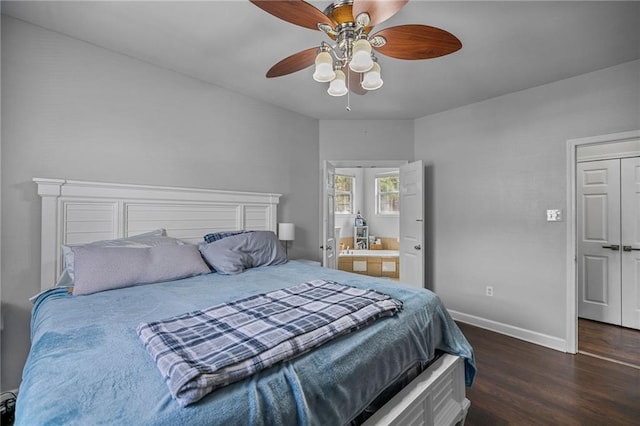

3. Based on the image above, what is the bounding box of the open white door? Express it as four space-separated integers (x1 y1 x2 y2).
621 157 640 329
322 161 337 269
399 161 424 288
577 160 622 325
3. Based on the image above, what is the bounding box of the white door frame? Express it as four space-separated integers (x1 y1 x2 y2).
566 129 640 353
320 160 408 266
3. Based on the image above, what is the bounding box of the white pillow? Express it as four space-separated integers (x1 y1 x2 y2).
62 229 184 281
72 244 211 296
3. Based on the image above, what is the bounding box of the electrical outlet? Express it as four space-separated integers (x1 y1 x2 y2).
486 286 494 297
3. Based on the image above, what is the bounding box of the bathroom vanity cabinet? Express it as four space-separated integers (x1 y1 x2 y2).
338 254 399 279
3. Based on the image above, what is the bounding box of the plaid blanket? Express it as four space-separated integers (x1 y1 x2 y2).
137 280 402 406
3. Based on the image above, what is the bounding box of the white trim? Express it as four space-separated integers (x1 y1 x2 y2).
374 173 400 216
321 160 409 264
334 173 355 214
34 178 281 204
328 160 408 168
565 130 640 354
577 151 640 162
575 137 640 162
449 310 567 352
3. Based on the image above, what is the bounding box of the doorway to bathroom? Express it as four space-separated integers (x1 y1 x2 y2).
321 160 425 288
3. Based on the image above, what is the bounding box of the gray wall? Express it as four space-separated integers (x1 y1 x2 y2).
363 167 399 241
319 119 412 257
414 59 640 342
0 16 319 390
334 168 364 240
319 119 414 162
333 167 399 243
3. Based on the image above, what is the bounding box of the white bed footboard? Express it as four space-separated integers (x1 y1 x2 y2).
364 354 470 426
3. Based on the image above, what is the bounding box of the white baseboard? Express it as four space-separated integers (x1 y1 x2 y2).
449 310 568 352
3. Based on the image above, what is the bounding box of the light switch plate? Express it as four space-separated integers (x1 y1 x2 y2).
547 209 562 222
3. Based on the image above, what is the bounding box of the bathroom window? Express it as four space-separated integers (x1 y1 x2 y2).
376 173 399 215
335 174 354 214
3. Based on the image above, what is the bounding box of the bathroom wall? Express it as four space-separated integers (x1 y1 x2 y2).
334 167 399 248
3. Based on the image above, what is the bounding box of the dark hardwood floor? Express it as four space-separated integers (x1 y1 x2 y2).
578 318 640 368
458 322 640 425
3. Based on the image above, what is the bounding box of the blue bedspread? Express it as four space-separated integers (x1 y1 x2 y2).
138 280 403 406
16 261 475 425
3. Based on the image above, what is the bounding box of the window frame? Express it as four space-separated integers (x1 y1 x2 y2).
334 173 355 215
375 172 400 216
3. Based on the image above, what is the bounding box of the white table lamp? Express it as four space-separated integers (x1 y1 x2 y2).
278 223 295 255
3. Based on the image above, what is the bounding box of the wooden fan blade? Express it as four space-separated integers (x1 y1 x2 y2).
266 47 318 78
250 0 334 31
372 24 462 60
346 68 367 95
352 0 408 27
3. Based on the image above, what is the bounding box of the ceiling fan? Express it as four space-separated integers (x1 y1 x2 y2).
250 0 462 97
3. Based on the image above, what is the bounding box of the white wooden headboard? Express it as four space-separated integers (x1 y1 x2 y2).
34 178 281 291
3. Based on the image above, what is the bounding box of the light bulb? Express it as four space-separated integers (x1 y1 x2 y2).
327 70 348 96
361 62 383 90
313 51 336 82
349 39 373 73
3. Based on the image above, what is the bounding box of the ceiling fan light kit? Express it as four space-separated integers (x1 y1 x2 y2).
250 0 461 101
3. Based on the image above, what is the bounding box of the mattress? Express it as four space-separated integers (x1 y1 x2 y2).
15 260 475 425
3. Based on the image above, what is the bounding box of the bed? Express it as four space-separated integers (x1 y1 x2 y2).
15 178 475 425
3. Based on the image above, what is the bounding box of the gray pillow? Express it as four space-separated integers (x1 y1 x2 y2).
198 231 288 275
62 229 183 281
72 244 211 296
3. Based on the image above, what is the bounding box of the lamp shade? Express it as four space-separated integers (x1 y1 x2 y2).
361 62 383 90
349 39 374 73
313 52 336 83
278 223 295 241
327 70 348 97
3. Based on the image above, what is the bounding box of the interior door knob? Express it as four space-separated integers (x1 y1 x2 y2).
602 244 620 251
623 245 640 252
414 244 421 250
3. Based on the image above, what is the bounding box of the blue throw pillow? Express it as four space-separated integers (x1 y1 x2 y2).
203 230 252 244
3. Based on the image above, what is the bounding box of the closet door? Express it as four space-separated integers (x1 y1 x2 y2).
621 157 640 329
577 160 622 325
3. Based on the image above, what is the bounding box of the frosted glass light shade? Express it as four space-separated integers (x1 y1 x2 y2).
278 223 295 241
361 62 383 90
349 39 373 73
313 52 336 82
327 70 348 97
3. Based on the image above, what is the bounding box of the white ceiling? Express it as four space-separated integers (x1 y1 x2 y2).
3 1 639 120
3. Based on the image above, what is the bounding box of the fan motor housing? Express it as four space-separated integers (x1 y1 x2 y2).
324 0 373 34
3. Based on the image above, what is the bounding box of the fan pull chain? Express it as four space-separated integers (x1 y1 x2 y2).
346 70 352 111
